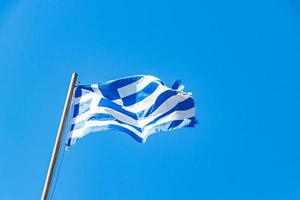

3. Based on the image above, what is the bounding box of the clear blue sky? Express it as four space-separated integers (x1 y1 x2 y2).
1 0 300 199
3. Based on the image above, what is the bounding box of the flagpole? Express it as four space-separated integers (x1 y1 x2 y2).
41 72 78 200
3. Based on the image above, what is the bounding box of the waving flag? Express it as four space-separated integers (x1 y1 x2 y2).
66 75 196 147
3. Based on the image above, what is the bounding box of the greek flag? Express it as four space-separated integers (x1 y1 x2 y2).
66 75 196 147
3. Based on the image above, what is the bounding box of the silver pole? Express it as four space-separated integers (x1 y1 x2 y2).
41 73 78 200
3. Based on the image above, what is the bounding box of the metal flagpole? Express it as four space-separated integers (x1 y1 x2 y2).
41 72 78 200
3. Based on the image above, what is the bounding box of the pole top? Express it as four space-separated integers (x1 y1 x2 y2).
72 72 78 77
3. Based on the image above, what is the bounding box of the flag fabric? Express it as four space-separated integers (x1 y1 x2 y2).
66 75 197 147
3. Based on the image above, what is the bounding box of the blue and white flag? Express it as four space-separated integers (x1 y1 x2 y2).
66 75 196 147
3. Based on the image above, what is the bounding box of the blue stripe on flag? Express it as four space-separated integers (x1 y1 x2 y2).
99 98 138 120
142 90 177 117
89 113 142 132
145 97 195 126
121 82 159 106
98 84 120 100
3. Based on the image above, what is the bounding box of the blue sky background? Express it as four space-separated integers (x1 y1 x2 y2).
1 0 300 199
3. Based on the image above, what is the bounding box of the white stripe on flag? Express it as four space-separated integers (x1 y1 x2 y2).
117 76 159 98
70 120 143 138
